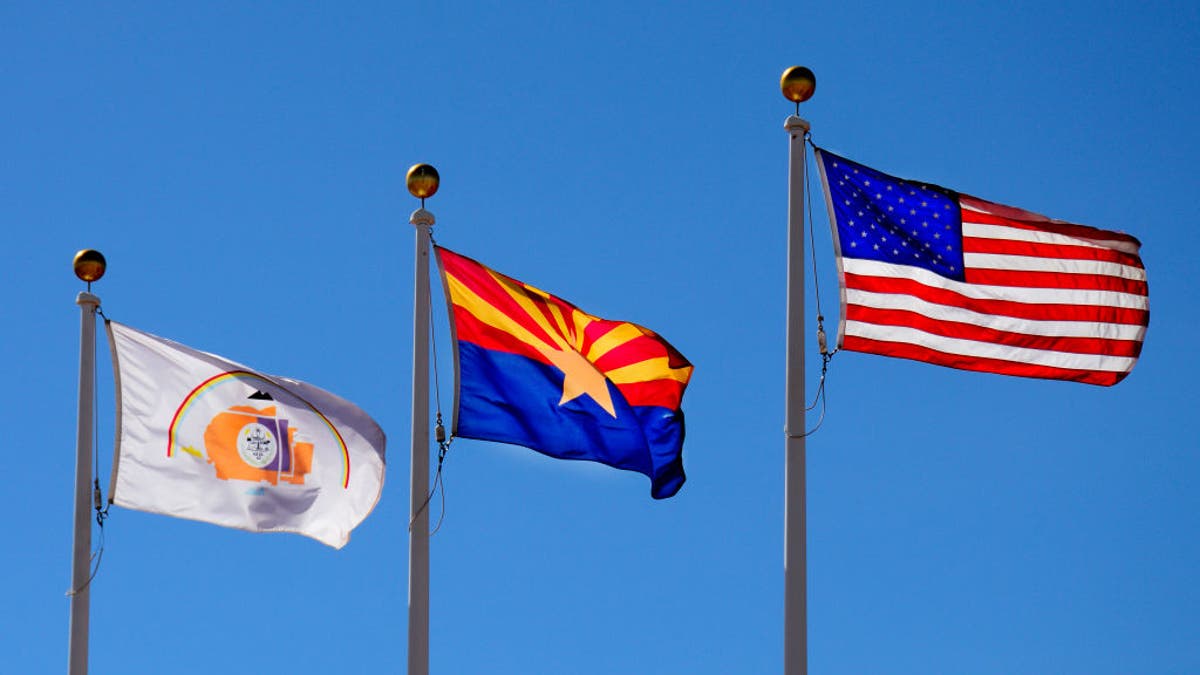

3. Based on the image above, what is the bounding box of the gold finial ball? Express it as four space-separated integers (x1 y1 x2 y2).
73 249 106 283
780 66 816 104
406 163 440 200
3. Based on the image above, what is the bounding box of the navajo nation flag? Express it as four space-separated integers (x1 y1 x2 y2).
106 321 386 548
815 148 1148 386
436 247 693 499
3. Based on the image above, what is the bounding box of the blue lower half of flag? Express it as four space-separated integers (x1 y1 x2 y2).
455 341 686 499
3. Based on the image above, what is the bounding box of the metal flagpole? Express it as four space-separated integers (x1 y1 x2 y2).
781 66 815 675
406 164 439 675
68 249 106 675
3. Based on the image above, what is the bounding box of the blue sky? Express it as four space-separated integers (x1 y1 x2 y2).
5 2 1199 673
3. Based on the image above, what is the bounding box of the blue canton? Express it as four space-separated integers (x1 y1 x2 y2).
818 149 965 281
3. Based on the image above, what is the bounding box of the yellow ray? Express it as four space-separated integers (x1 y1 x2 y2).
605 357 694 385
543 300 574 347
571 309 596 351
585 322 647 363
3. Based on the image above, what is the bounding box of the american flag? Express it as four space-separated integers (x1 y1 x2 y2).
814 147 1148 386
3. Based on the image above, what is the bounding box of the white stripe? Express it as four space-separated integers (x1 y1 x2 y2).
962 221 1139 255
963 252 1147 282
960 201 1141 255
844 321 1137 373
846 289 1148 341
843 258 1149 309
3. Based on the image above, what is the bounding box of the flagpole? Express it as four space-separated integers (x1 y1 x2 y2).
68 250 105 675
406 164 439 675
781 66 815 675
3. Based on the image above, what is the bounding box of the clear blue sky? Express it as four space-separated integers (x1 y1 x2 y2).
6 2 1199 673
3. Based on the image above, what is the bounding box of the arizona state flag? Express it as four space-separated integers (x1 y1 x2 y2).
436 247 693 499
106 321 386 548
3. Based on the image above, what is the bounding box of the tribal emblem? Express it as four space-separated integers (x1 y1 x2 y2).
202 394 314 485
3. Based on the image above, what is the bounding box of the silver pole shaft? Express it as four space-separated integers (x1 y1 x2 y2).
68 291 100 675
408 209 433 675
784 115 810 675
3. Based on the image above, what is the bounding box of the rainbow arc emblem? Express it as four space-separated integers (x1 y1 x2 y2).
168 371 349 488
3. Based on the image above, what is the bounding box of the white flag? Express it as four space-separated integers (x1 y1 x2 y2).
106 321 386 548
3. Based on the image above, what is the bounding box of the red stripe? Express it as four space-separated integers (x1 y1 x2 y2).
842 335 1128 386
452 308 550 365
846 273 1150 326
593 338 648 372
846 305 1145 357
963 268 1149 296
962 235 1145 269
961 203 1141 247
617 379 687 410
